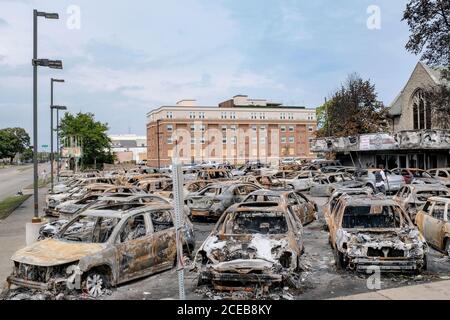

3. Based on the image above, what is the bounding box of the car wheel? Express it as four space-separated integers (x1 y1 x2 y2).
83 272 107 298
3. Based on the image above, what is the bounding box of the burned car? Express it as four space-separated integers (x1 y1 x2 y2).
8 203 195 298
194 169 234 181
44 183 115 217
323 187 374 231
391 168 440 185
356 169 405 193
427 168 450 188
195 201 304 291
393 184 449 221
239 175 291 190
242 189 317 225
186 182 260 219
328 194 427 273
277 170 320 191
309 173 363 197
415 196 450 255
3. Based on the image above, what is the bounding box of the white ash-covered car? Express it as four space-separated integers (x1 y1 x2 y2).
186 182 260 219
195 201 304 290
309 173 363 197
328 194 428 273
276 170 320 191
51 176 116 195
8 203 195 298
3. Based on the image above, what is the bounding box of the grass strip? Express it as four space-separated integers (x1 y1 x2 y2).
0 194 31 220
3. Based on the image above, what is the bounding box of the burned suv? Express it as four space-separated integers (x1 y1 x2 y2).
195 201 304 291
7 204 194 298
328 194 427 273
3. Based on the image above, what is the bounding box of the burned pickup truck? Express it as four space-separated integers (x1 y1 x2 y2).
7 203 194 298
195 201 304 291
328 194 427 273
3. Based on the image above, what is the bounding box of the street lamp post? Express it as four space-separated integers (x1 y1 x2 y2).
32 9 61 222
55 106 67 182
50 78 65 192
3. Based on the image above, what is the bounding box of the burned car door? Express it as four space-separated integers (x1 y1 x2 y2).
423 201 448 249
116 213 153 282
286 192 305 223
148 209 177 271
233 185 258 203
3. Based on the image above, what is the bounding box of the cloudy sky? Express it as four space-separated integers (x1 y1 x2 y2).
0 0 420 149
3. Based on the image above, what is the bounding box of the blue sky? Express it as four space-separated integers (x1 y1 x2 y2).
0 0 420 149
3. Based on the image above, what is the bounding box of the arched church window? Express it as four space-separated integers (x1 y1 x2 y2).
412 89 431 130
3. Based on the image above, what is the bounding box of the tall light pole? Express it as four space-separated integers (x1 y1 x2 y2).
32 9 62 222
50 78 65 192
52 105 67 183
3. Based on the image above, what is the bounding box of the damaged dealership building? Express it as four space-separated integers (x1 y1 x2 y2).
311 62 450 169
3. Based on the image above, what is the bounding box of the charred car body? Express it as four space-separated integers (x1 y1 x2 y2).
242 189 317 225
328 194 427 273
8 203 195 297
186 182 260 219
195 201 304 291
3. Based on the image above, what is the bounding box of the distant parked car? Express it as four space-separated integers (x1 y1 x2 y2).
277 171 320 191
185 182 260 219
391 168 440 185
242 189 317 225
427 168 450 188
393 184 449 221
309 173 363 197
356 169 404 193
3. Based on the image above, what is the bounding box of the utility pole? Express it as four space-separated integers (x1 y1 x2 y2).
50 78 65 192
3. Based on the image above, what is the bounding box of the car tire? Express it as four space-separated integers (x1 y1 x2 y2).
83 271 108 298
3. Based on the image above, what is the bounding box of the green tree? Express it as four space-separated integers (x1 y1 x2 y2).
403 0 450 127
316 74 388 137
0 127 31 163
59 112 114 169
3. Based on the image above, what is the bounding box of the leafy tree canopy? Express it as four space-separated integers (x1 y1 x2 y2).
59 112 114 168
316 74 388 138
0 127 30 163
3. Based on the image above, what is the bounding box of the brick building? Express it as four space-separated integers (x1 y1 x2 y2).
146 95 317 167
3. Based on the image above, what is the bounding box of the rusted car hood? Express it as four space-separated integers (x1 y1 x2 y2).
11 239 106 267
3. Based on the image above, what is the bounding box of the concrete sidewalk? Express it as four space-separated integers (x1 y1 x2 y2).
333 280 450 300
0 188 47 284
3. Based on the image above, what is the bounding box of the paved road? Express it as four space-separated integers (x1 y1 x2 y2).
0 163 49 201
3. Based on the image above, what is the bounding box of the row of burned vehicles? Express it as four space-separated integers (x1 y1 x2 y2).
5 164 450 297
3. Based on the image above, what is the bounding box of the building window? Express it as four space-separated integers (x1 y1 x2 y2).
190 124 195 132
260 126 266 131
222 137 227 144
281 137 287 143
280 126 286 132
288 125 294 132
198 112 205 119
200 124 206 132
289 137 295 143
167 136 173 144
288 113 294 120
412 89 431 130
252 125 257 131
221 112 227 119
231 136 237 144
200 137 205 144
308 126 314 132
260 112 266 120
308 114 315 120
230 125 236 131
189 112 196 119
166 111 173 119
230 112 236 119
191 137 195 144
222 125 227 133
280 112 286 120
166 124 173 132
